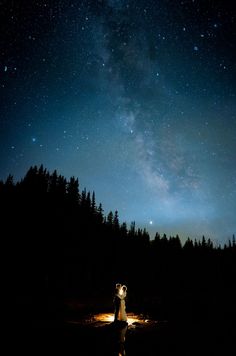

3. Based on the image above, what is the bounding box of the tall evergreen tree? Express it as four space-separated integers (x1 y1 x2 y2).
67 176 79 203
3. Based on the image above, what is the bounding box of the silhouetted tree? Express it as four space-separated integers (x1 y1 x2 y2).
113 210 119 230
67 176 79 203
183 237 194 250
107 211 114 227
91 191 96 213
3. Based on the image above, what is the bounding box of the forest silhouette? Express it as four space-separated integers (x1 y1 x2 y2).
2 165 235 353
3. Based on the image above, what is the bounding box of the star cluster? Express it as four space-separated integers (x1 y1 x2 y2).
0 1 236 243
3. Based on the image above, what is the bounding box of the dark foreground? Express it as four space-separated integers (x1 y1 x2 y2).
16 317 234 356
63 313 236 356
13 299 235 356
64 320 235 356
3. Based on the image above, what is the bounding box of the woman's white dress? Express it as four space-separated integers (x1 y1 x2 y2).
117 290 127 322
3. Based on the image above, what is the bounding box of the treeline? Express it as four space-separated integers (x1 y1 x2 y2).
1 165 235 323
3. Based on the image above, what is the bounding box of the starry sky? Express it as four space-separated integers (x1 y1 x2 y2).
1 0 236 244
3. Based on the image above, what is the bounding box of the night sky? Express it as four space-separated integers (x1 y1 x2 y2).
1 0 236 243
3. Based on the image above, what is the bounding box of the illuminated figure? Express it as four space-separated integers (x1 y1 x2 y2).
114 284 127 322
114 283 122 322
118 285 127 322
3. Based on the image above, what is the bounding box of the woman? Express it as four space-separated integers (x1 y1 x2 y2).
117 285 127 322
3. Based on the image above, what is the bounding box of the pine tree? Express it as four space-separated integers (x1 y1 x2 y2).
107 211 114 226
91 191 96 213
67 176 79 203
129 221 136 237
113 210 119 230
97 203 104 223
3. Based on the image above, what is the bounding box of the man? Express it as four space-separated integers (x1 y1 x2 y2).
114 283 121 322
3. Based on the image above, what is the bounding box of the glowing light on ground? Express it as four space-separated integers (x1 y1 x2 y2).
94 313 148 326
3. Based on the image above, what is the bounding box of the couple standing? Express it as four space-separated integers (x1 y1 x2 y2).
114 283 127 322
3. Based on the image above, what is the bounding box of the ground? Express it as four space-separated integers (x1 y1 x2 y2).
12 296 235 355
62 299 235 355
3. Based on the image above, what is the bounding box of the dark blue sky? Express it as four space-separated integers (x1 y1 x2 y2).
1 0 236 243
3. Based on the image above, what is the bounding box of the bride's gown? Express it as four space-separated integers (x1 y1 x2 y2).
118 290 127 322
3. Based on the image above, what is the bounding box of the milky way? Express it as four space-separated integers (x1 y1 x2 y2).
0 1 236 243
